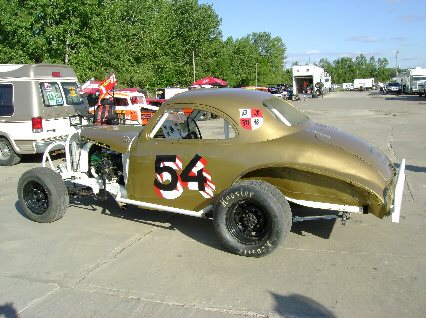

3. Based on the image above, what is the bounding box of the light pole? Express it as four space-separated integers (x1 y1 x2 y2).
394 50 399 76
192 51 196 83
255 63 258 88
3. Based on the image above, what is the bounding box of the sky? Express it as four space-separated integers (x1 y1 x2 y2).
199 0 426 69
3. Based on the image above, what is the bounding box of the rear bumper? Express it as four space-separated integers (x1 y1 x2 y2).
34 139 66 153
13 138 67 154
391 159 406 223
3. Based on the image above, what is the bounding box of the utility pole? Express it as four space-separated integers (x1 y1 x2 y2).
394 50 399 76
192 51 196 83
255 63 258 88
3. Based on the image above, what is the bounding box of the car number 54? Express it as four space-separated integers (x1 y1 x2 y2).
153 154 216 199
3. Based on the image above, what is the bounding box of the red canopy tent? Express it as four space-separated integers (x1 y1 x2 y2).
79 80 103 94
192 76 228 87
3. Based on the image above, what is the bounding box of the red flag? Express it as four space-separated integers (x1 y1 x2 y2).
98 74 117 98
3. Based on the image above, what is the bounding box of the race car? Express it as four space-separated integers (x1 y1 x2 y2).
91 90 159 125
17 88 405 257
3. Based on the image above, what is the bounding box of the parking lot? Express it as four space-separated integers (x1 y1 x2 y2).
1 90 425 317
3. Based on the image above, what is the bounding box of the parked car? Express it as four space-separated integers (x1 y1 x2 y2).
90 90 159 125
0 64 88 165
385 82 402 95
17 88 405 257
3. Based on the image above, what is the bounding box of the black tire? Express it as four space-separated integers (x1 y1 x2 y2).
0 137 21 166
17 167 69 223
213 180 292 257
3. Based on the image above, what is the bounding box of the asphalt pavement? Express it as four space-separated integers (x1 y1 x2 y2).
1 90 425 317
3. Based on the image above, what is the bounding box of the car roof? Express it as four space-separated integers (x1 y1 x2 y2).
164 88 273 112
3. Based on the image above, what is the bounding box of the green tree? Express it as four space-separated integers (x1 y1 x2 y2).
376 58 390 82
354 54 369 78
332 57 356 83
0 0 290 90
248 32 287 86
318 58 333 75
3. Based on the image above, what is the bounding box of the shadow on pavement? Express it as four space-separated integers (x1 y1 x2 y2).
19 152 64 164
384 95 426 102
271 292 336 318
71 195 229 253
0 303 19 318
15 193 339 254
290 203 337 240
394 162 426 173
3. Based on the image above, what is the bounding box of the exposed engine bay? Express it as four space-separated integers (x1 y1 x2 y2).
89 146 124 185
42 129 131 201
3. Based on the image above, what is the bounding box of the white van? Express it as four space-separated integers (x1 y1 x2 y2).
0 64 88 165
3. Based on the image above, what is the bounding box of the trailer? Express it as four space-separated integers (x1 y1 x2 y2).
343 83 354 91
155 87 188 100
353 78 375 91
401 67 426 95
292 65 330 95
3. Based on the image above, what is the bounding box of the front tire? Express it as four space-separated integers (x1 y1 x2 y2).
213 180 292 257
17 167 69 222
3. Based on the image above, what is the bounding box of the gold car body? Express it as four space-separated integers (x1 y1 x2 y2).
80 88 402 219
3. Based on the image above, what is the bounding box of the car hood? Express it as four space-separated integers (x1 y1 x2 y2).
309 123 395 182
80 125 144 153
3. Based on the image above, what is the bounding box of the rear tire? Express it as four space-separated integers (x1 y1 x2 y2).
213 180 292 257
18 167 69 223
0 137 21 166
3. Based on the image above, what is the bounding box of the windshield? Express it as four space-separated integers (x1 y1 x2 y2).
388 83 400 86
130 95 146 104
413 76 426 81
263 97 308 126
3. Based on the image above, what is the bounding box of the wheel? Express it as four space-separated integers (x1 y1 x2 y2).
17 167 69 223
213 180 292 257
0 137 21 166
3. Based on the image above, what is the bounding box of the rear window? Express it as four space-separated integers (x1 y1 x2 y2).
40 81 85 107
0 84 14 116
130 95 146 105
40 82 64 107
61 82 85 105
263 97 308 126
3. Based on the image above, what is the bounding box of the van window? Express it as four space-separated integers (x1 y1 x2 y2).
61 82 85 105
0 84 14 116
40 82 64 107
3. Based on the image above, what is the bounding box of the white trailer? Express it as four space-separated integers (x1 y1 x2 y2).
343 83 353 90
353 78 375 91
292 65 330 95
401 67 426 95
155 87 188 100
417 80 426 97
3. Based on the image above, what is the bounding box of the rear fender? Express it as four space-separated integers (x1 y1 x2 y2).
239 167 371 210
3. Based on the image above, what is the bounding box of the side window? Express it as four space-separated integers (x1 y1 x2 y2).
151 108 236 140
0 84 14 116
114 97 129 106
40 82 64 107
61 82 84 105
